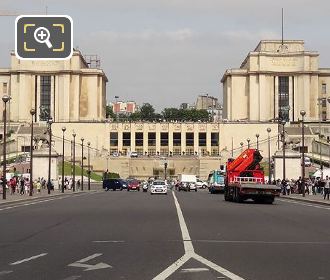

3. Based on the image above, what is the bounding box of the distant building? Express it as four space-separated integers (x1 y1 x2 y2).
195 95 219 110
111 101 137 114
180 103 189 110
195 95 222 121
221 40 330 122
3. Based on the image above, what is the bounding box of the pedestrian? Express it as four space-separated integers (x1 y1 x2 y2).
19 177 25 195
25 178 30 195
324 176 330 200
36 180 41 193
77 179 81 191
286 180 291 195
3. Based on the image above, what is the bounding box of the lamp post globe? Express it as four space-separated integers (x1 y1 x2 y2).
2 95 10 103
256 134 260 150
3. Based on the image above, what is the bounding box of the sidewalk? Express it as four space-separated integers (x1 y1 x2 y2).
280 193 330 206
0 188 88 205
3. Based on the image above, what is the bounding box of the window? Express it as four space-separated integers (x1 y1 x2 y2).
322 83 327 94
110 132 118 146
3 83 7 94
278 76 289 121
161 133 168 146
199 133 206 146
40 76 51 121
211 133 219 146
173 133 181 146
148 132 156 146
186 133 194 147
123 132 131 146
135 132 143 146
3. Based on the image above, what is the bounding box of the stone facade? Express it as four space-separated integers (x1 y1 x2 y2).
0 51 108 123
222 40 330 122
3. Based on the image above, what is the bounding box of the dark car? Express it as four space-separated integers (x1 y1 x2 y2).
118 179 128 189
103 179 125 191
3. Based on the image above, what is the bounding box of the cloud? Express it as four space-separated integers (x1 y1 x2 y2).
89 28 195 43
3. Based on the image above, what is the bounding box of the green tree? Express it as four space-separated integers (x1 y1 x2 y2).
106 105 115 119
162 108 181 121
140 103 156 121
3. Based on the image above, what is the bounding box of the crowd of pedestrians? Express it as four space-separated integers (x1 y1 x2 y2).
6 176 54 196
270 176 330 200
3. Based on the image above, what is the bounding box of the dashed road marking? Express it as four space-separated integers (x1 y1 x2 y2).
10 253 48 265
152 191 245 280
0 270 13 276
92 240 125 243
62 276 81 280
181 268 209 273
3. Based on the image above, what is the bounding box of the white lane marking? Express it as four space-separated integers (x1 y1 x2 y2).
62 276 81 280
92 240 125 243
172 189 194 254
10 253 48 265
0 270 13 275
181 268 209 273
0 193 90 212
68 253 112 271
191 240 330 245
278 199 330 210
152 191 245 280
153 254 190 280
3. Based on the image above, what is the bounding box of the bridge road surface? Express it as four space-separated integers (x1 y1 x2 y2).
0 190 329 280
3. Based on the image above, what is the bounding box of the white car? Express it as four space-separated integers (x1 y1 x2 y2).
150 180 167 195
195 179 208 189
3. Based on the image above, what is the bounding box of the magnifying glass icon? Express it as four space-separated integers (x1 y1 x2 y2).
34 27 53 48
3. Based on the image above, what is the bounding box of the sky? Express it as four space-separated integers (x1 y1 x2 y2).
1 0 330 112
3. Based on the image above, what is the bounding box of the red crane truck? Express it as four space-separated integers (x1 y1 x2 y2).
224 149 281 204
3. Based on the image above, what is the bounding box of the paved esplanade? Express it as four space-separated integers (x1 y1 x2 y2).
0 190 329 280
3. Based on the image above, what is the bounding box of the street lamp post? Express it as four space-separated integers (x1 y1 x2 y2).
317 97 330 174
240 142 244 153
300 110 306 197
282 120 286 181
47 117 53 195
164 160 168 180
2 95 10 200
81 137 84 191
61 127 66 193
267 128 272 183
72 132 76 192
256 134 260 150
87 142 91 191
247 138 250 149
29 109 35 196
